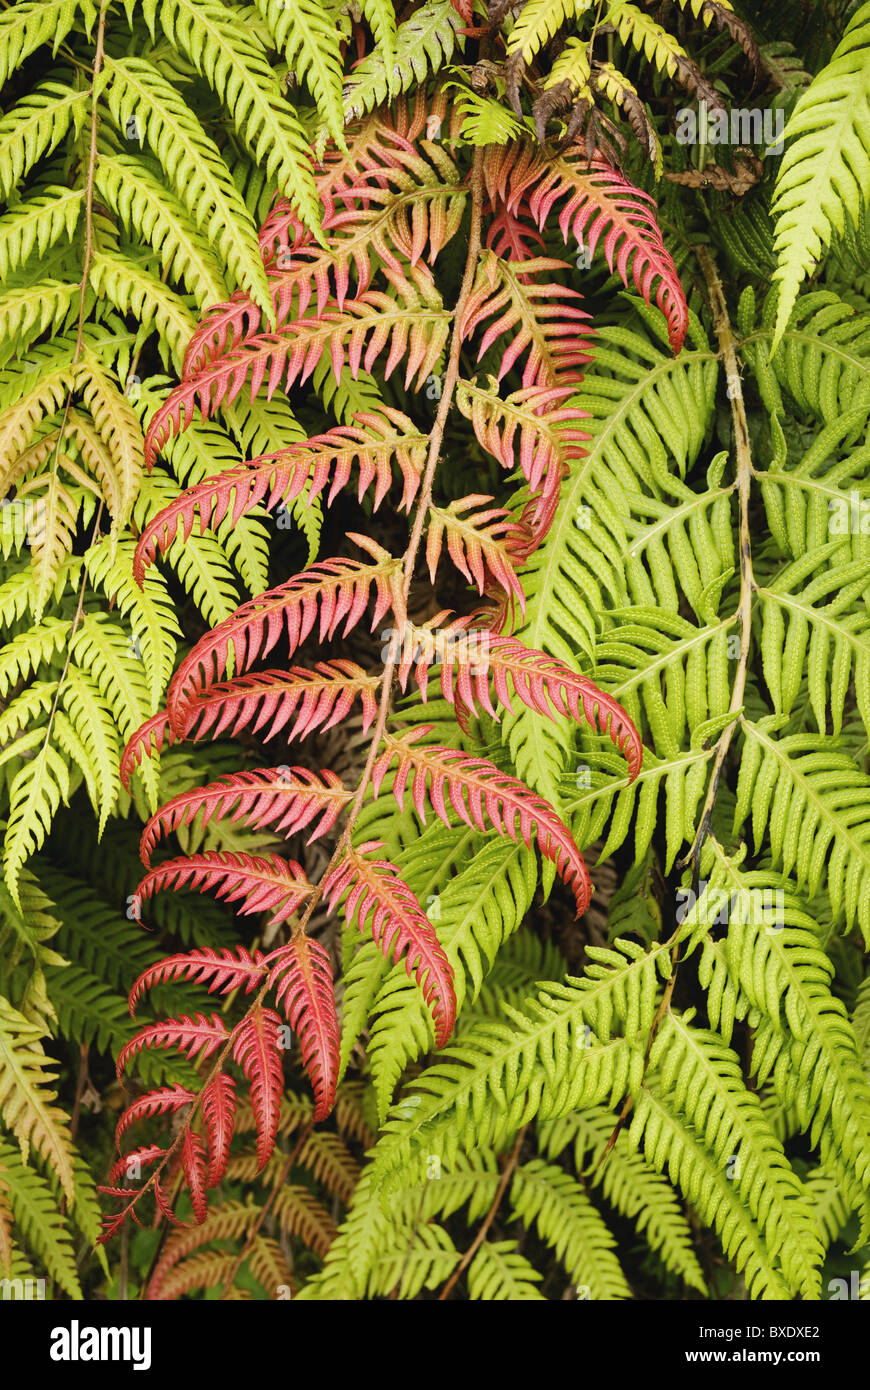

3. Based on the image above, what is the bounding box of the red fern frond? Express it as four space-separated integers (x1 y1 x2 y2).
108 1145 166 1187
119 711 175 792
455 381 589 521
448 0 474 22
164 537 404 730
314 113 420 201
232 1005 284 1170
490 145 688 353
153 1175 188 1228
426 494 528 612
139 768 350 867
115 1086 195 1148
135 409 425 580
97 1208 135 1245
145 289 448 467
397 621 643 778
201 1074 236 1187
134 454 313 572
460 251 594 389
186 152 463 375
116 1014 229 1081
136 852 315 926
372 727 592 916
267 934 340 1122
128 946 269 1017
485 204 546 259
513 481 564 560
180 662 381 745
323 842 456 1047
122 664 379 789
182 285 267 381
181 1130 209 1224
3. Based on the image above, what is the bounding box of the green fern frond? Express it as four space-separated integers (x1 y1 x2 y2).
447 83 527 147
84 538 180 714
0 621 71 698
0 277 80 364
20 469 81 621
649 1008 822 1297
359 0 398 74
339 1 462 128
3 742 70 906
359 833 536 1117
0 1141 80 1296
94 150 227 307
735 718 870 944
372 935 678 1183
756 543 870 735
102 56 272 314
771 2 870 347
467 1240 544 1300
141 0 322 236
88 250 197 371
0 80 89 204
73 350 144 529
699 845 870 1211
760 292 870 429
255 0 348 144
0 998 74 1200
539 1104 706 1290
509 1159 630 1298
505 314 718 812
59 665 120 832
606 2 694 84
545 36 592 95
0 2 94 87
0 188 83 286
628 1086 791 1300
507 1 594 64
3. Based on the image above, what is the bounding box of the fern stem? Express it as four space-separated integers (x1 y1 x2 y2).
286 145 487 940
681 243 756 868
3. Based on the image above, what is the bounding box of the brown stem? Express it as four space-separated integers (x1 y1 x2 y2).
69 1043 90 1144
288 144 487 942
437 1125 527 1301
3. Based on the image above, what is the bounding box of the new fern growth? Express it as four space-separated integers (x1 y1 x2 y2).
99 103 656 1236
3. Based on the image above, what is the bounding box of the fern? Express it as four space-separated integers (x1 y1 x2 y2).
2 0 868 1306
771 1 870 345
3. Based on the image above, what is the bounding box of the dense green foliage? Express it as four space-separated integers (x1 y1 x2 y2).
1 0 869 1303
